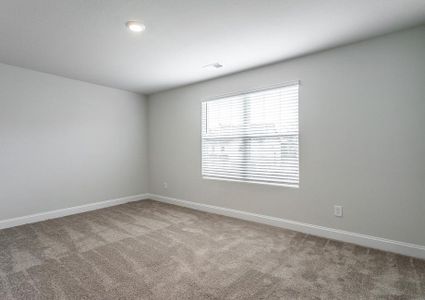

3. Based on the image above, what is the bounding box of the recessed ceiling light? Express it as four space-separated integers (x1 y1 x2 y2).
126 21 146 33
203 62 223 69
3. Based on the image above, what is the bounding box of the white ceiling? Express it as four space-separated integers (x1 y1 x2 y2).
1 0 425 94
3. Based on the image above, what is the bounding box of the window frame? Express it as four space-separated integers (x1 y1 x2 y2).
201 81 300 188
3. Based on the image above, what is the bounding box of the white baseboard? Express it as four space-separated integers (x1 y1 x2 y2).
0 193 149 230
148 193 425 260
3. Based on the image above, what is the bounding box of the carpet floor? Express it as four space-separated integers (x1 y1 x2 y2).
0 199 424 299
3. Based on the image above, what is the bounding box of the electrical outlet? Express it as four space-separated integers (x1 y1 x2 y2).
163 182 168 189
334 205 343 217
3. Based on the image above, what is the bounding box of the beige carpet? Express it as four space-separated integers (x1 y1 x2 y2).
0 200 424 299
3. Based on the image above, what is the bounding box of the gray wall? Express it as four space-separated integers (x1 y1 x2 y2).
0 63 148 220
147 26 425 245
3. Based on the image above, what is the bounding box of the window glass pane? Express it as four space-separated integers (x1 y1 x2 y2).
204 96 244 137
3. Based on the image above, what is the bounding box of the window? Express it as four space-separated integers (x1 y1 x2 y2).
201 82 299 187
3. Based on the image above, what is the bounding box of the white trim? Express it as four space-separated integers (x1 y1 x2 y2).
148 193 425 260
0 193 149 230
204 80 300 102
203 176 299 189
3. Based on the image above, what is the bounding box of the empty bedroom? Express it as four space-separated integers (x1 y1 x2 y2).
1 0 425 299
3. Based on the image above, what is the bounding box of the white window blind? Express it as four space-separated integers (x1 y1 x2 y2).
201 82 299 187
